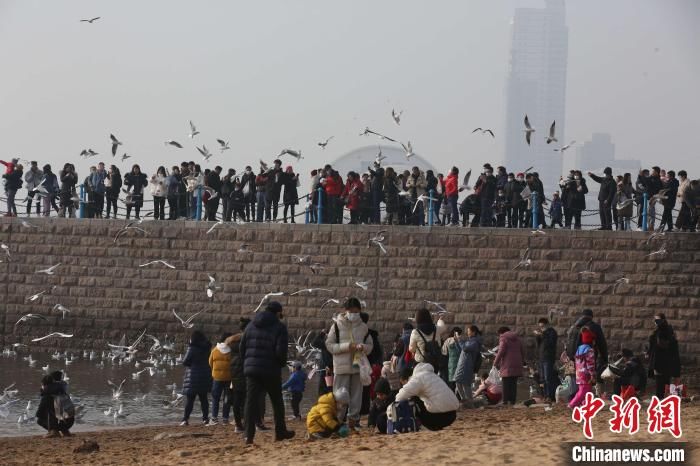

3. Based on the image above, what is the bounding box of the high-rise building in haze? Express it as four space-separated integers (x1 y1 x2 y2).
503 0 568 192
575 133 641 174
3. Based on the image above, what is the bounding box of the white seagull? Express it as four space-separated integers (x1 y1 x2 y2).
36 263 61 275
206 220 224 235
616 198 634 211
374 146 386 165
206 275 221 298
392 109 403 125
110 134 122 157
523 114 535 145
612 276 630 294
471 128 495 138
107 378 127 400
578 257 597 280
545 121 557 144
554 140 576 152
139 260 176 269
216 139 230 152
413 194 438 213
172 309 210 329
459 170 473 191
253 292 285 313
237 244 251 253
424 300 449 316
164 140 183 149
317 137 334 149
26 286 56 302
289 288 333 296
52 304 71 319
197 145 213 162
114 222 147 243
513 248 532 270
31 333 74 343
400 141 414 160
279 149 303 161
646 244 668 259
355 280 371 291
14 314 48 328
188 120 199 139
321 298 341 310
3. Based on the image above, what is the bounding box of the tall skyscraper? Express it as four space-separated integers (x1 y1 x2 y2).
503 0 568 193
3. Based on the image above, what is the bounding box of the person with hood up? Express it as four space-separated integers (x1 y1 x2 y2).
394 362 459 431
566 309 608 393
493 327 525 405
225 318 252 432
441 327 464 391
36 372 74 437
381 167 400 225
240 165 256 222
453 325 483 408
208 332 233 425
240 301 295 444
306 387 350 439
646 313 681 399
325 297 373 432
105 165 122 219
180 330 213 426
568 328 597 409
367 378 393 433
408 308 447 369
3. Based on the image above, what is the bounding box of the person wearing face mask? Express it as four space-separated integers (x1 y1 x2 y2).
588 167 616 230
240 166 256 222
240 301 295 444
565 309 608 396
478 166 497 227
325 298 373 432
564 170 588 229
646 313 681 399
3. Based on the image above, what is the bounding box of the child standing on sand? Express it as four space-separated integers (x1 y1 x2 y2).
282 361 307 421
208 332 233 425
568 328 597 409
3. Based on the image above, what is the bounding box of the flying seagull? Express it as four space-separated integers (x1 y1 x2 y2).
317 136 334 149
164 140 183 149
107 379 127 400
412 194 438 213
320 298 341 310
114 222 147 243
578 257 597 280
355 280 371 291
367 231 388 255
523 114 535 145
80 17 100 23
472 128 495 138
1 243 10 261
649 189 670 205
645 244 668 259
110 134 122 157
279 149 302 161
360 127 397 143
289 288 333 296
616 198 634 211
554 141 576 152
197 145 213 162
513 248 532 270
206 275 221 299
206 220 224 235
14 314 48 328
645 231 665 245
120 153 131 162
612 276 630 294
424 300 449 317
253 292 285 313
292 255 311 265
374 146 386 165
459 170 472 191
546 121 557 144
216 139 230 152
172 309 210 329
392 109 403 125
400 141 414 160
31 333 73 343
36 263 61 275
52 304 71 319
188 121 199 139
26 286 56 302
237 244 251 254
139 260 176 269
107 328 147 355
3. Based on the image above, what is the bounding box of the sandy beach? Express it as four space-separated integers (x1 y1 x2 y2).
1 402 696 466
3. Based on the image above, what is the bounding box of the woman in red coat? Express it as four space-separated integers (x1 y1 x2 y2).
342 172 363 224
493 326 525 405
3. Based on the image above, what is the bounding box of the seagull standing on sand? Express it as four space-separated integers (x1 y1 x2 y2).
545 121 557 144
523 115 535 145
188 121 199 139
317 137 334 149
110 134 122 157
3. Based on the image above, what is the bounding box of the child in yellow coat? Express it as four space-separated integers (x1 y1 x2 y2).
306 388 350 439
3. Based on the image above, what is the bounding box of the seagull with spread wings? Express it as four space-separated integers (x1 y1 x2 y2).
545 121 557 144
253 292 285 313
172 309 210 329
139 260 176 269
317 136 334 149
523 114 535 145
80 17 101 23
110 134 122 157
188 121 199 139
31 333 73 342
472 128 495 138
513 248 532 270
216 139 230 152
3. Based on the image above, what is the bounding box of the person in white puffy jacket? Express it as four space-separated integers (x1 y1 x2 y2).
325 297 373 431
394 362 459 431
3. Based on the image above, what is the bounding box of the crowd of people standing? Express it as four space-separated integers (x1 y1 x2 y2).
2 156 698 231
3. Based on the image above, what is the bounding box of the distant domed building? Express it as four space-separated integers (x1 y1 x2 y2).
329 145 439 176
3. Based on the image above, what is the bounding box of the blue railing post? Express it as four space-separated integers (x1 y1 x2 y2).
428 189 434 226
642 192 648 232
531 192 538 229
196 185 203 221
316 187 323 225
79 184 85 219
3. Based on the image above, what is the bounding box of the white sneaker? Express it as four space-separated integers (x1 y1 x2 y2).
179 421 188 426
207 419 218 426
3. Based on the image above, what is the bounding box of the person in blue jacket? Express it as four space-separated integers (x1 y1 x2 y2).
282 361 307 420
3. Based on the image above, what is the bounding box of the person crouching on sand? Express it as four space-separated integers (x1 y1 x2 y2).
568 328 597 409
306 387 350 440
394 362 459 431
36 373 74 438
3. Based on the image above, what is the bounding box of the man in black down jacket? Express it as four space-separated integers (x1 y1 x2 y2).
566 309 608 389
535 318 559 402
240 301 294 444
588 167 616 230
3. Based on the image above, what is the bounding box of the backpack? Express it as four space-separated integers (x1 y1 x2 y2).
416 330 441 372
387 400 420 434
53 393 75 421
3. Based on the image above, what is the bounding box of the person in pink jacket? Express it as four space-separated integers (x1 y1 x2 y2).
568 328 597 409
493 327 525 405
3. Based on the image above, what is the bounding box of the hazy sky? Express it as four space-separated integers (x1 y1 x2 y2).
1 0 698 181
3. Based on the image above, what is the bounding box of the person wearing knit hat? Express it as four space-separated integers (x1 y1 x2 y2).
367 377 394 434
568 327 597 409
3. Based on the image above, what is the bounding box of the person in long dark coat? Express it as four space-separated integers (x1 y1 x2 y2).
181 330 212 425
281 166 299 223
647 313 681 399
